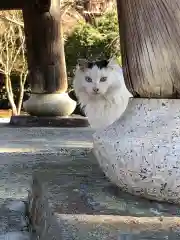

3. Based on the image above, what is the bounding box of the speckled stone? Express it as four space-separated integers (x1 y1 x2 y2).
93 98 180 204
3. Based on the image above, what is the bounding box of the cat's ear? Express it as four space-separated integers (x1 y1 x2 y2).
77 59 88 71
108 57 119 69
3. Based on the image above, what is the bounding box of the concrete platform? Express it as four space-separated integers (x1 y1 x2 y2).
0 123 180 239
0 125 93 155
29 152 180 240
0 124 93 239
10 115 89 127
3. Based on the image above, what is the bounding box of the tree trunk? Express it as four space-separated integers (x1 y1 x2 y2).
17 81 24 115
117 0 180 98
5 75 17 116
22 0 68 94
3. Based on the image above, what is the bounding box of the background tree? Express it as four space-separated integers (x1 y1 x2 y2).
0 10 27 115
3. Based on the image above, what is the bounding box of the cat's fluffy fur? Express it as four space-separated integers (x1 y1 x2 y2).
73 58 132 129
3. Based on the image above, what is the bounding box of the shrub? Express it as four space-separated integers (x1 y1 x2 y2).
65 10 121 86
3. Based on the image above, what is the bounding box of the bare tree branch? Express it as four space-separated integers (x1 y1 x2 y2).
0 15 24 27
0 10 27 115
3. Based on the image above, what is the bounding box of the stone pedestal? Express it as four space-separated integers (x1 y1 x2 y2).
93 98 180 204
23 93 76 117
9 93 90 127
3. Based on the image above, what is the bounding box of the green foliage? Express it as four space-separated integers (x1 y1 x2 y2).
65 10 121 82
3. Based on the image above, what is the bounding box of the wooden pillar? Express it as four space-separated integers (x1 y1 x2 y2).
23 0 67 93
116 0 180 98
22 0 76 116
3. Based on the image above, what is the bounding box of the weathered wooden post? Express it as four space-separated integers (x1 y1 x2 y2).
93 0 180 204
116 0 180 98
0 0 88 126
22 0 76 117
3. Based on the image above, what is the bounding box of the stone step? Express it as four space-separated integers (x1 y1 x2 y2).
0 125 180 239
0 126 93 155
0 125 93 239
0 148 36 240
28 152 180 240
0 199 31 239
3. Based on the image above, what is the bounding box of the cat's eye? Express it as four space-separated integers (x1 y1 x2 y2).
85 76 92 82
100 77 107 82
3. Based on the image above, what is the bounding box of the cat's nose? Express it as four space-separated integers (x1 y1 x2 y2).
93 87 99 93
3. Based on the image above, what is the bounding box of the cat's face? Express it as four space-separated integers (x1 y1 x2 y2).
75 58 121 97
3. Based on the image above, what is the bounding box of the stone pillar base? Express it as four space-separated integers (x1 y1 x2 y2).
93 98 180 204
9 115 89 127
23 93 76 117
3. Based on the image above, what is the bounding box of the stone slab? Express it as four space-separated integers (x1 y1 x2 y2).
0 125 93 239
29 152 180 240
10 115 89 127
0 199 31 239
0 124 179 239
0 150 35 239
0 126 93 156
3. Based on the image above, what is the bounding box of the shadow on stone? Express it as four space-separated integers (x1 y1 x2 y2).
9 115 89 127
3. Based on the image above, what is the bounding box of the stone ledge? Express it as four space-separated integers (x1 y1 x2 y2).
0 126 93 157
10 115 89 127
28 152 180 240
28 177 61 240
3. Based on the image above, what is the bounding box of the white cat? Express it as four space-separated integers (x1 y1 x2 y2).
73 58 132 129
